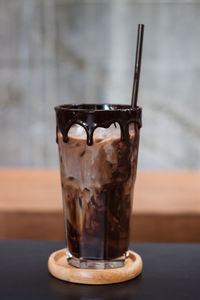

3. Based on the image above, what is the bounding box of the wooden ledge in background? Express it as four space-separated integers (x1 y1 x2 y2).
0 169 200 242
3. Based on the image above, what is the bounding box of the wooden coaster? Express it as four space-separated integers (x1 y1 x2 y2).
48 249 143 285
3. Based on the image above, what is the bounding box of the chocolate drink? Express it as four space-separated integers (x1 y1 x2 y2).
58 123 140 260
55 104 142 267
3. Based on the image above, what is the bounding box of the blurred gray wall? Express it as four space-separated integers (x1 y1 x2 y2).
0 0 200 169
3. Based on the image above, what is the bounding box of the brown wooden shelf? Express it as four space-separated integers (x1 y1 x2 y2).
0 169 200 242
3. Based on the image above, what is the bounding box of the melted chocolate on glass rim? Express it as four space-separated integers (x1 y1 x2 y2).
55 104 142 146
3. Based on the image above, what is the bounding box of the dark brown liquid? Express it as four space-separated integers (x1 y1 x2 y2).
58 124 139 260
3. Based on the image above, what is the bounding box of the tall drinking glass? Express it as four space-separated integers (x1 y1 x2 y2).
55 104 142 269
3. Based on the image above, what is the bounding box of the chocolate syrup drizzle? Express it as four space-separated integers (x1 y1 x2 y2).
55 104 142 146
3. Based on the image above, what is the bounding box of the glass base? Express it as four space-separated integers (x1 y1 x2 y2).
66 249 129 269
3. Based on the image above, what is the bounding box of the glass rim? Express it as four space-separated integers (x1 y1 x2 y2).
55 103 142 113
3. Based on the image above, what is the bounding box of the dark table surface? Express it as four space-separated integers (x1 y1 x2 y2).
0 240 199 300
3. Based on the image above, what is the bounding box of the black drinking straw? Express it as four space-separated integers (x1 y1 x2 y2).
131 24 144 108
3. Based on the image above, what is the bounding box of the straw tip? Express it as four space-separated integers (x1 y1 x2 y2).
138 24 145 28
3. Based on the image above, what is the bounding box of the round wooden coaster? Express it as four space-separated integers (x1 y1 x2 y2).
48 249 143 285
